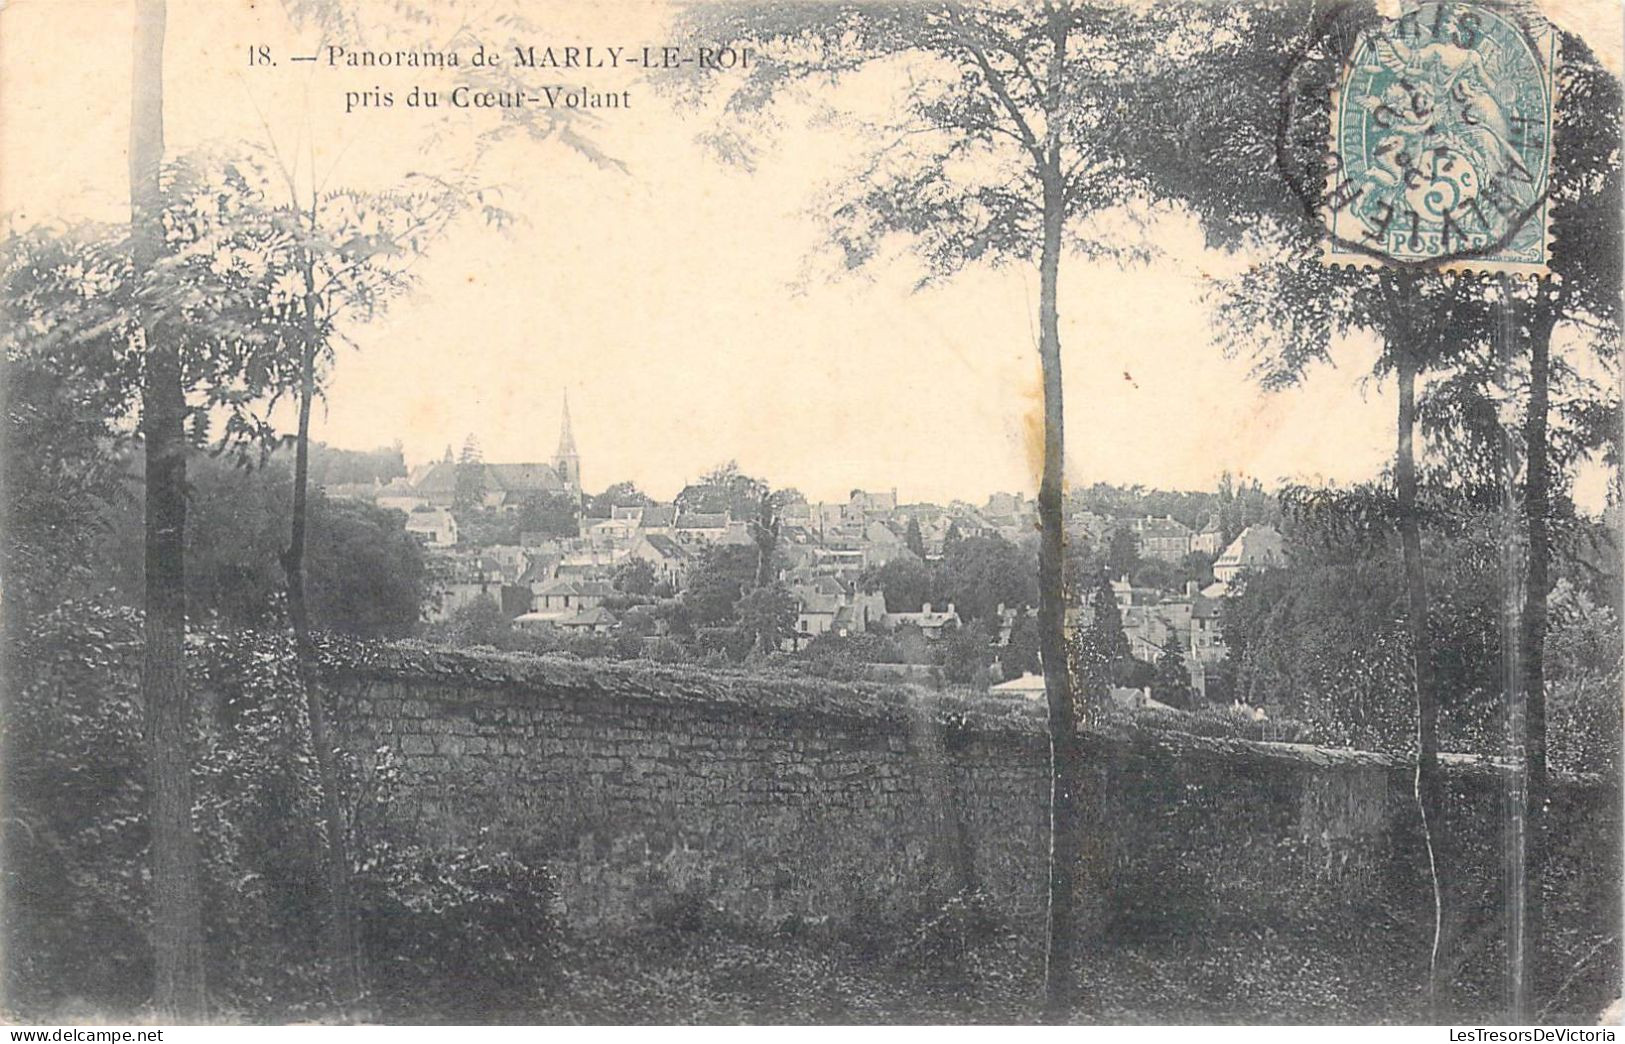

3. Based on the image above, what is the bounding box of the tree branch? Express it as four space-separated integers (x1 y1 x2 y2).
946 3 1046 173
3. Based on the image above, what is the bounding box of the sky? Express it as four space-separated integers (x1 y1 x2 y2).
1 0 1616 508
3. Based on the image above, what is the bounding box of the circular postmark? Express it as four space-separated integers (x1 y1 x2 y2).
1277 1 1557 274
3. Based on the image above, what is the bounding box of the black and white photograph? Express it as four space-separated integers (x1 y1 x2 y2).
0 0 1620 1029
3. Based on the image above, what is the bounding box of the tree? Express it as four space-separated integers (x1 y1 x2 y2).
1105 525 1140 579
905 518 927 559
306 498 426 638
1151 635 1192 710
433 594 510 648
268 178 480 1007
1129 558 1177 594
517 491 581 540
129 0 205 1015
940 535 1038 623
861 555 940 613
1153 9 1620 1014
612 558 657 597
304 442 406 486
1123 4 1510 1008
454 435 486 511
0 228 140 628
942 616 998 683
683 544 759 627
676 461 767 517
748 491 781 589
1494 41 1620 1012
1067 569 1131 707
672 6 1190 1008
252 0 627 995
736 583 797 655
1003 611 1043 678
584 481 653 519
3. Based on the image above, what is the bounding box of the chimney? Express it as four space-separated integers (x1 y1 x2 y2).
1186 581 1198 597
923 602 932 613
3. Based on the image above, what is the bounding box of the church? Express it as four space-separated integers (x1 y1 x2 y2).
403 393 581 509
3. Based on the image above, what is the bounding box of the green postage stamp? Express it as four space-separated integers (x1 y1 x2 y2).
1324 1 1557 273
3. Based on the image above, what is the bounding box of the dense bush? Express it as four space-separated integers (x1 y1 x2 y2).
2 602 561 1021
355 840 561 1021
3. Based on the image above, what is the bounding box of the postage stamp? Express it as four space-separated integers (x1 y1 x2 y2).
1323 1 1557 274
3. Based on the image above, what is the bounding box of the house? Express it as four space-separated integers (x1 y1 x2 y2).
1122 599 1194 663
639 503 677 536
1109 575 1163 609
807 502 847 536
627 533 691 589
529 578 614 617
585 513 640 550
985 491 1028 519
989 672 1047 700
479 544 532 583
1131 515 1194 562
423 552 506 622
882 602 961 640
789 587 842 644
945 503 996 539
844 489 898 523
1190 595 1225 665
554 606 617 634
518 552 561 592
784 582 887 649
1187 594 1226 699
809 545 867 582
404 506 458 547
554 549 626 581
1212 524 1286 585
1064 511 1114 553
832 593 886 635
1191 513 1225 556
674 512 730 546
861 520 907 566
720 520 756 546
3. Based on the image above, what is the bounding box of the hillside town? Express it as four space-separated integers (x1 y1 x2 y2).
322 401 1290 705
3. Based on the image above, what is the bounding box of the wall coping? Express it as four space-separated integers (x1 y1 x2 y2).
319 639 1613 790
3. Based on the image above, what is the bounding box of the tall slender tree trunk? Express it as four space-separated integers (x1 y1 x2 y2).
130 0 206 1014
1494 276 1529 1020
1515 306 1556 1019
281 255 362 1010
131 0 206 1019
1037 168 1080 1022
1394 326 1447 1017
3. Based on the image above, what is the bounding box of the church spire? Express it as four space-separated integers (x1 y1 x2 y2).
554 390 580 491
557 389 577 458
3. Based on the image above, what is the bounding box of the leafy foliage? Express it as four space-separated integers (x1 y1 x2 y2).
1 602 560 1020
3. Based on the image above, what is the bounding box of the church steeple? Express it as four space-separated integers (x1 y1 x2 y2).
554 390 580 492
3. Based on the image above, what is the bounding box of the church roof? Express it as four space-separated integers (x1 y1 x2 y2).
407 460 567 495
486 462 566 491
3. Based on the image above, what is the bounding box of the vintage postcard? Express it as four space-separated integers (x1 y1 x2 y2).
1 0 1620 1030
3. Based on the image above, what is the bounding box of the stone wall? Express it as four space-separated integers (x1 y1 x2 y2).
324 646 1620 945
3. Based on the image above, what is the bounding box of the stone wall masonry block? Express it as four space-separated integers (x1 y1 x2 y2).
327 653 1620 944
